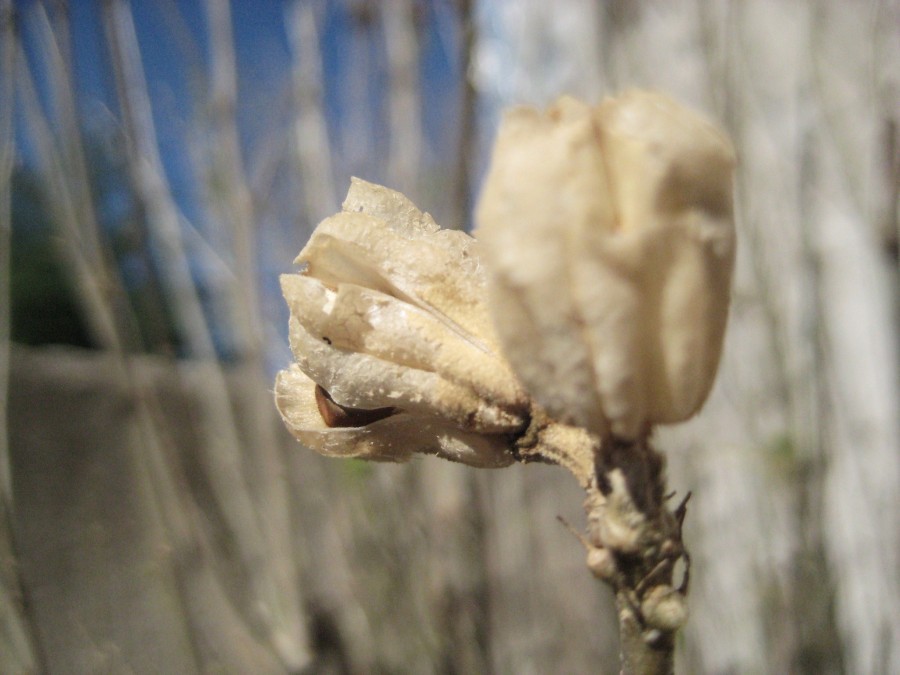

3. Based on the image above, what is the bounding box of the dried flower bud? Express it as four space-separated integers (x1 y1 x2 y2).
275 178 529 467
475 91 736 440
640 585 688 633
586 546 617 581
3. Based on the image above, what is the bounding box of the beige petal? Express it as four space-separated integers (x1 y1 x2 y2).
274 365 514 468
281 273 526 413
341 176 440 238
297 211 499 353
287 311 523 434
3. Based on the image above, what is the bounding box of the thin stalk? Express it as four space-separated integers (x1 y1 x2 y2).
204 2 309 668
381 0 422 194
31 4 105 258
203 0 263 361
286 0 338 222
1 5 44 671
26 3 146 353
518 419 688 674
101 3 309 668
101 0 216 359
452 0 476 230
0 0 15 506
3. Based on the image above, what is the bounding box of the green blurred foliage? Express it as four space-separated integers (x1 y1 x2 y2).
9 167 94 349
9 150 184 355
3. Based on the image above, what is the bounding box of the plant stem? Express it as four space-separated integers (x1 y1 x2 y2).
616 592 675 675
520 419 689 674
591 437 689 675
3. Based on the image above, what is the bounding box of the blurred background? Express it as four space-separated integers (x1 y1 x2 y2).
1 1 898 673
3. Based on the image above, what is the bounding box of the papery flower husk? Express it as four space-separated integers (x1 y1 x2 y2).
275 178 528 467
475 90 736 440
275 365 516 467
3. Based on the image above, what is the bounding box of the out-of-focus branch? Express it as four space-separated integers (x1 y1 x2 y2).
101 3 310 669
881 118 899 262
12 4 132 350
128 362 304 673
28 3 147 353
204 0 264 361
382 0 422 194
452 0 476 230
1 5 42 672
286 0 337 223
203 2 310 669
0 0 15 507
33 4 105 260
101 0 217 359
16 41 124 351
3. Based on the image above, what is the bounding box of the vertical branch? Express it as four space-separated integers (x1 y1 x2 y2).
0 0 14 506
590 439 688 675
203 0 263 360
805 5 900 673
882 116 900 378
33 3 105 261
101 0 216 359
15 45 123 350
124 382 291 673
204 4 310 668
452 0 476 230
880 118 899 262
792 98 845 672
101 3 310 669
0 5 42 671
516 418 689 674
286 0 338 222
381 0 422 194
28 3 147 353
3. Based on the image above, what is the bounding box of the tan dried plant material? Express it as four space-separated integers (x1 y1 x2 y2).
275 178 532 468
475 90 736 440
275 92 734 672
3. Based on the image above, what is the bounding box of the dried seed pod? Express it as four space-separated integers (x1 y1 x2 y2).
275 178 530 468
313 385 397 428
475 91 736 440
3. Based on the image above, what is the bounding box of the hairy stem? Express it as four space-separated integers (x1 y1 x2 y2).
525 422 689 675
590 436 688 675
616 591 675 675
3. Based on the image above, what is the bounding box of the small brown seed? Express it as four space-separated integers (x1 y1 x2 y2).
314 385 398 428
